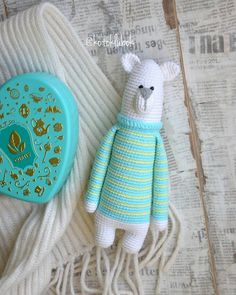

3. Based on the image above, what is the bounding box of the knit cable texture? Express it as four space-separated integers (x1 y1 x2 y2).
0 3 120 294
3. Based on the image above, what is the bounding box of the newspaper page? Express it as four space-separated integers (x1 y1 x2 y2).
176 0 236 294
1 0 235 294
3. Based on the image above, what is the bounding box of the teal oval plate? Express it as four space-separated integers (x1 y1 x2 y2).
0 73 79 203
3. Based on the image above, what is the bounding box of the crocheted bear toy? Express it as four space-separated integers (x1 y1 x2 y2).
85 53 180 253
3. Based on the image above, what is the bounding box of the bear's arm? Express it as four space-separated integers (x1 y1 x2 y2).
152 133 169 231
85 125 118 213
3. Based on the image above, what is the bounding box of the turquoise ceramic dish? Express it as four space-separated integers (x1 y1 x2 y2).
0 72 79 203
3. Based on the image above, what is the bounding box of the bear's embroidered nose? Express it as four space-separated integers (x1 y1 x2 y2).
139 87 153 100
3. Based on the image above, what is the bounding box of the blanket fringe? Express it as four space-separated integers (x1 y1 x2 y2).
101 248 111 295
113 247 126 294
81 252 102 294
44 203 181 294
124 254 138 295
133 254 144 295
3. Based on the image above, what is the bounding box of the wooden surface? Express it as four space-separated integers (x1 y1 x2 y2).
0 0 236 294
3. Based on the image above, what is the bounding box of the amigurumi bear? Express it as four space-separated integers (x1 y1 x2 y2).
85 53 180 253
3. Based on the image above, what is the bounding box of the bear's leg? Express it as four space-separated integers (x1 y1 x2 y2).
95 213 116 248
122 225 149 254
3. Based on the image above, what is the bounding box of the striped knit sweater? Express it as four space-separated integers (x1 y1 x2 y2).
86 114 169 226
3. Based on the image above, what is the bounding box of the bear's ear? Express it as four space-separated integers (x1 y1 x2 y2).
160 62 180 81
121 53 141 73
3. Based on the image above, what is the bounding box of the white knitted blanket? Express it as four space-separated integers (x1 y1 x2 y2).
0 3 121 294
0 3 182 294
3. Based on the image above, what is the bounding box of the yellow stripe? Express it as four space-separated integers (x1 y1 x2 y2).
109 169 151 183
156 184 169 189
121 128 153 138
91 174 105 181
95 157 109 166
90 183 103 190
152 208 168 214
113 152 154 165
155 176 169 181
153 200 169 204
92 166 106 174
97 142 112 153
111 161 153 173
114 143 155 156
155 168 168 172
97 147 109 154
104 185 150 200
107 177 151 191
103 194 151 208
116 135 155 147
87 190 99 197
100 202 150 216
153 192 168 197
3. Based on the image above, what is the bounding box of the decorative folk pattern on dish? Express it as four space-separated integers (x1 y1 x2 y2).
0 81 64 198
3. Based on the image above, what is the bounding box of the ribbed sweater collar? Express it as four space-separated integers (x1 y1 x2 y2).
117 113 163 133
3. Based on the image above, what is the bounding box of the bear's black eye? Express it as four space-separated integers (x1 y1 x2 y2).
150 86 154 91
139 85 144 89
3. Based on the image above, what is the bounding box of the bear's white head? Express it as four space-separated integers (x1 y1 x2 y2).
121 53 180 123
